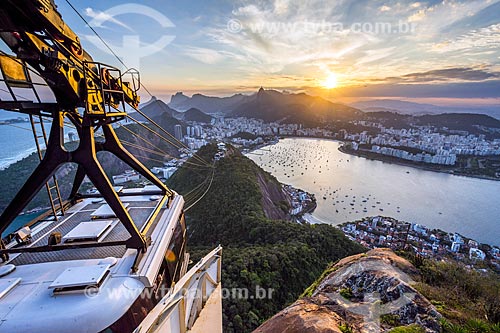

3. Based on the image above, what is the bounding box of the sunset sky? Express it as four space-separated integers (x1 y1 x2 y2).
53 0 500 105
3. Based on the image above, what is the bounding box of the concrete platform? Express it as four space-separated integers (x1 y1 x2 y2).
189 283 222 333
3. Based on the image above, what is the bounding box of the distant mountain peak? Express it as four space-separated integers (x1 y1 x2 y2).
350 99 500 119
256 87 268 101
137 96 180 121
182 107 212 123
232 89 362 123
170 92 190 106
167 91 249 113
139 95 158 108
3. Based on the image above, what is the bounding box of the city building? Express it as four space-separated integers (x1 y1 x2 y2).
174 124 183 141
469 248 486 261
112 170 140 185
151 166 178 179
451 242 461 253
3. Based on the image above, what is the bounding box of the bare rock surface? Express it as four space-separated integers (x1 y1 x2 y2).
255 248 441 333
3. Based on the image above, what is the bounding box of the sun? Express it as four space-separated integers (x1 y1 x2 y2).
323 73 339 89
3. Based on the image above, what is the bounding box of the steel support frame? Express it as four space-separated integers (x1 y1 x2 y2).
0 112 171 251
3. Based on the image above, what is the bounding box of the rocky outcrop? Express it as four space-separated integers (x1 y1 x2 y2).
255 172 291 220
254 299 344 333
255 249 441 333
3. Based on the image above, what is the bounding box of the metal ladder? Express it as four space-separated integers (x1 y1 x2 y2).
29 114 65 220
0 54 65 220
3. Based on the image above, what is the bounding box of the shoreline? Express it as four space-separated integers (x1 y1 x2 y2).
338 144 500 182
301 213 328 225
0 149 39 171
246 135 500 183
338 216 500 272
244 136 500 246
338 215 499 249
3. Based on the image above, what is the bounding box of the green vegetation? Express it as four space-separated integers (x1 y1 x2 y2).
0 124 175 215
339 287 354 300
0 145 80 215
454 155 500 179
366 112 500 139
400 252 500 331
417 113 500 138
339 322 354 333
230 131 258 140
183 107 212 123
113 123 179 169
299 249 500 333
381 314 401 327
440 319 500 333
0 151 49 212
168 144 365 332
390 324 426 333
300 262 339 298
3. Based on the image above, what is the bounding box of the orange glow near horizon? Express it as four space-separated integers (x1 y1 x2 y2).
322 73 339 89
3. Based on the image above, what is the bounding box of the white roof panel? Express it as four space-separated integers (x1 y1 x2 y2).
113 186 124 193
62 220 114 243
0 278 21 299
48 264 110 290
91 203 129 219
142 185 159 192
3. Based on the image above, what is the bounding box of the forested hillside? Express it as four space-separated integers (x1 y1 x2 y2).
167 144 365 332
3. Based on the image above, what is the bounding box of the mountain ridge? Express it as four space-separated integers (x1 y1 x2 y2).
132 98 213 130
166 89 500 136
133 97 181 121
364 111 500 135
181 107 213 123
169 91 247 113
228 88 363 124
351 99 500 119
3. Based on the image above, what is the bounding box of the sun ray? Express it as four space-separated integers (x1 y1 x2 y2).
323 73 338 89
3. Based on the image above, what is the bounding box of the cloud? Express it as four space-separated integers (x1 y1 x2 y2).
355 47 397 66
206 0 384 74
85 7 135 32
183 47 226 64
371 67 500 84
182 46 248 66
408 8 428 23
404 0 494 40
274 0 290 15
187 0 500 92
430 23 500 54
401 67 500 82
336 80 500 99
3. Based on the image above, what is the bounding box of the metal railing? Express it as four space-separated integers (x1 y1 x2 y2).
134 245 223 333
